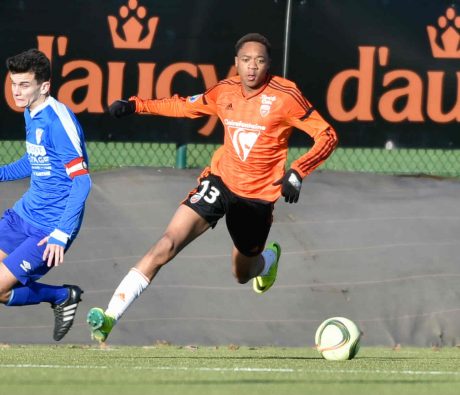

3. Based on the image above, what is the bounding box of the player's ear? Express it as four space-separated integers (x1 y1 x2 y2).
234 56 238 68
40 81 50 95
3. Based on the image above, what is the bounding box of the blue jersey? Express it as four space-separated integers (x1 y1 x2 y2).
0 96 91 247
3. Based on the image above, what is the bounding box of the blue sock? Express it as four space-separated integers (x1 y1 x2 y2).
6 283 69 306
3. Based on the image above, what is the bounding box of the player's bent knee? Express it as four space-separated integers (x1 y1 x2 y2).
235 245 263 257
145 233 179 267
0 287 12 304
158 234 176 255
0 264 15 303
231 267 252 284
234 274 251 285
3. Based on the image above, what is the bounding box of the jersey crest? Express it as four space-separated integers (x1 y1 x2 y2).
35 128 44 144
260 94 276 117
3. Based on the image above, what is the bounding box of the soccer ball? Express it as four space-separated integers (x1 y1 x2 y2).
315 317 361 361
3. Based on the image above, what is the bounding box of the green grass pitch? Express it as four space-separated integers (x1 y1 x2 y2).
1 345 460 395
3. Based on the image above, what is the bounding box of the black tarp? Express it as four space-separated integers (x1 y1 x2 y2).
0 0 459 147
1 168 460 346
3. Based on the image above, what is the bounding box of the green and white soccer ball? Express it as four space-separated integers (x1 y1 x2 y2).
315 317 361 361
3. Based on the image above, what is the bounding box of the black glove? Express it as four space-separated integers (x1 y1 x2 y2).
273 169 302 203
108 99 136 118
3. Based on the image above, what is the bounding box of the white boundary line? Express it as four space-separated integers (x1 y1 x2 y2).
0 364 459 376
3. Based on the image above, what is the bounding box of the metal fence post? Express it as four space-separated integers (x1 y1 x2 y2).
282 0 293 78
176 143 187 169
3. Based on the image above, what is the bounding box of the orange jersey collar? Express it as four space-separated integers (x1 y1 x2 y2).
240 74 272 99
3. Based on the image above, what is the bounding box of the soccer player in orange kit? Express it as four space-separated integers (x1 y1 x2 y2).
87 33 338 342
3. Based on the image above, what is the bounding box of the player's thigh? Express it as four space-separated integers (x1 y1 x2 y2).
0 210 23 293
0 208 49 286
226 199 274 256
0 209 28 256
0 248 11 291
3 236 50 286
163 204 212 251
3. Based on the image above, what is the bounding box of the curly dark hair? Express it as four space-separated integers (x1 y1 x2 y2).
235 33 272 58
6 49 51 83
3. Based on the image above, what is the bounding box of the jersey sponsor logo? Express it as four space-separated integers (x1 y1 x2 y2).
260 94 276 117
26 142 47 156
224 119 266 131
188 94 203 103
224 119 264 161
35 128 44 144
231 128 260 161
29 156 50 164
27 141 51 176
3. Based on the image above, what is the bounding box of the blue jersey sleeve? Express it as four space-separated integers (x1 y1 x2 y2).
45 106 91 247
49 115 86 167
48 173 92 247
0 154 31 181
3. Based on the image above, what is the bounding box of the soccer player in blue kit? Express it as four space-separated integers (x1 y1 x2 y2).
0 49 91 341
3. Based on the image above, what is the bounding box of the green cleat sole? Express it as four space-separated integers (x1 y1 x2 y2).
87 307 115 343
87 308 106 330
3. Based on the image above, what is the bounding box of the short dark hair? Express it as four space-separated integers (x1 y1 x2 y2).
6 49 51 84
235 33 272 58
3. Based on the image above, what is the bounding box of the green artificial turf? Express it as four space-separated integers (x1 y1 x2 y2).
0 345 459 395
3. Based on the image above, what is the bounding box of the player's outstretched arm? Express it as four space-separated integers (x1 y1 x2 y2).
0 154 32 182
109 94 216 119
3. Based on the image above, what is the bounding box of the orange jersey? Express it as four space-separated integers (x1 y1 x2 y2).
131 75 338 202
